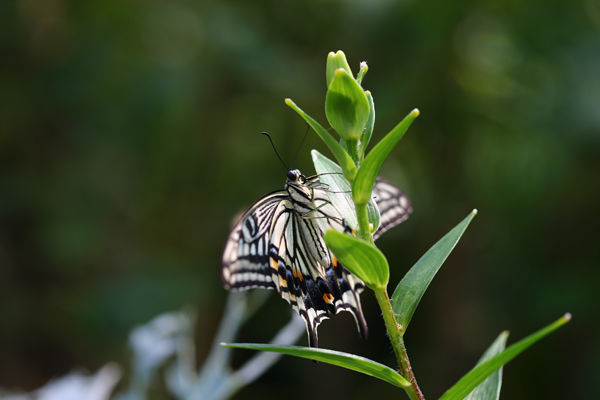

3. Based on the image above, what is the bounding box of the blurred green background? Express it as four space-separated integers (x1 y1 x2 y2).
1 0 599 398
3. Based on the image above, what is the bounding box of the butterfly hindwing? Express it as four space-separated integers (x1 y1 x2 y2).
372 177 413 240
309 189 367 337
265 190 367 347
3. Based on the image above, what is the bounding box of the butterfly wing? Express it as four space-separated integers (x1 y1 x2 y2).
267 189 368 347
221 191 287 291
308 191 368 345
372 177 413 240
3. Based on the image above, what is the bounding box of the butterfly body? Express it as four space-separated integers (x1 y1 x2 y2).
221 169 411 347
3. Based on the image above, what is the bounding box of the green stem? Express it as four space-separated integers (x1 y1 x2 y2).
374 288 425 400
398 337 425 400
344 139 360 167
355 202 373 245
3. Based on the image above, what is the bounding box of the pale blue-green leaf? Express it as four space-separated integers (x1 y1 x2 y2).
353 109 419 204
464 331 508 400
221 343 410 388
311 150 380 233
323 230 388 289
439 314 571 400
392 210 477 332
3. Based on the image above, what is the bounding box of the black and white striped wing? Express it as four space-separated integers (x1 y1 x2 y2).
221 191 287 291
372 177 412 240
267 192 367 347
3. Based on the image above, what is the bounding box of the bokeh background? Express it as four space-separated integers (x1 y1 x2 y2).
1 0 599 398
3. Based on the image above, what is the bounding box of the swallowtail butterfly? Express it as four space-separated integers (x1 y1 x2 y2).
221 169 411 347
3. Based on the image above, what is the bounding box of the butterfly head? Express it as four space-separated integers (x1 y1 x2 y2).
286 169 307 185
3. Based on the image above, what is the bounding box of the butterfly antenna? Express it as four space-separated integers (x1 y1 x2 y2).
290 123 310 169
261 132 289 172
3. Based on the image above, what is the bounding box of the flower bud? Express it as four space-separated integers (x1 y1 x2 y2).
326 50 353 88
325 68 370 141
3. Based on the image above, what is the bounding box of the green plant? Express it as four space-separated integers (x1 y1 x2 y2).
222 50 571 400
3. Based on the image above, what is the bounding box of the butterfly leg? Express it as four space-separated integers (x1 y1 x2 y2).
300 209 347 229
299 199 341 221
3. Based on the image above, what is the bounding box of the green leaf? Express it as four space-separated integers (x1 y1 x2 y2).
285 99 357 182
326 50 353 88
356 61 368 85
221 343 410 388
311 150 380 234
464 331 508 400
358 90 375 160
439 314 571 400
326 69 370 141
353 109 419 205
323 230 389 289
392 209 477 332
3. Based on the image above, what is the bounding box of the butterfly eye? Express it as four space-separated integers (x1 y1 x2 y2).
299 175 307 184
287 170 296 181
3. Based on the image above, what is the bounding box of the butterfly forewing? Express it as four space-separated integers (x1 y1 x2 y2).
221 192 286 291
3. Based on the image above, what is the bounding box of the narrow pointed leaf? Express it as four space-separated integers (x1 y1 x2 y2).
353 109 419 204
221 343 411 388
324 230 388 289
326 50 353 88
286 99 357 181
311 150 380 233
464 331 508 400
439 314 571 400
326 69 370 141
392 210 477 331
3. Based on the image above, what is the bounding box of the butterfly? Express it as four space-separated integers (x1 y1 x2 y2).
221 169 411 347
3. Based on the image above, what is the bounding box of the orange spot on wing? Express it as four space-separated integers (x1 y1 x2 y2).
323 293 334 304
271 259 278 270
297 272 303 281
280 277 287 287
332 257 338 267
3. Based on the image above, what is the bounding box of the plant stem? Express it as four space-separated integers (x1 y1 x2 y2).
398 337 425 400
344 139 360 167
374 288 425 400
355 202 374 245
